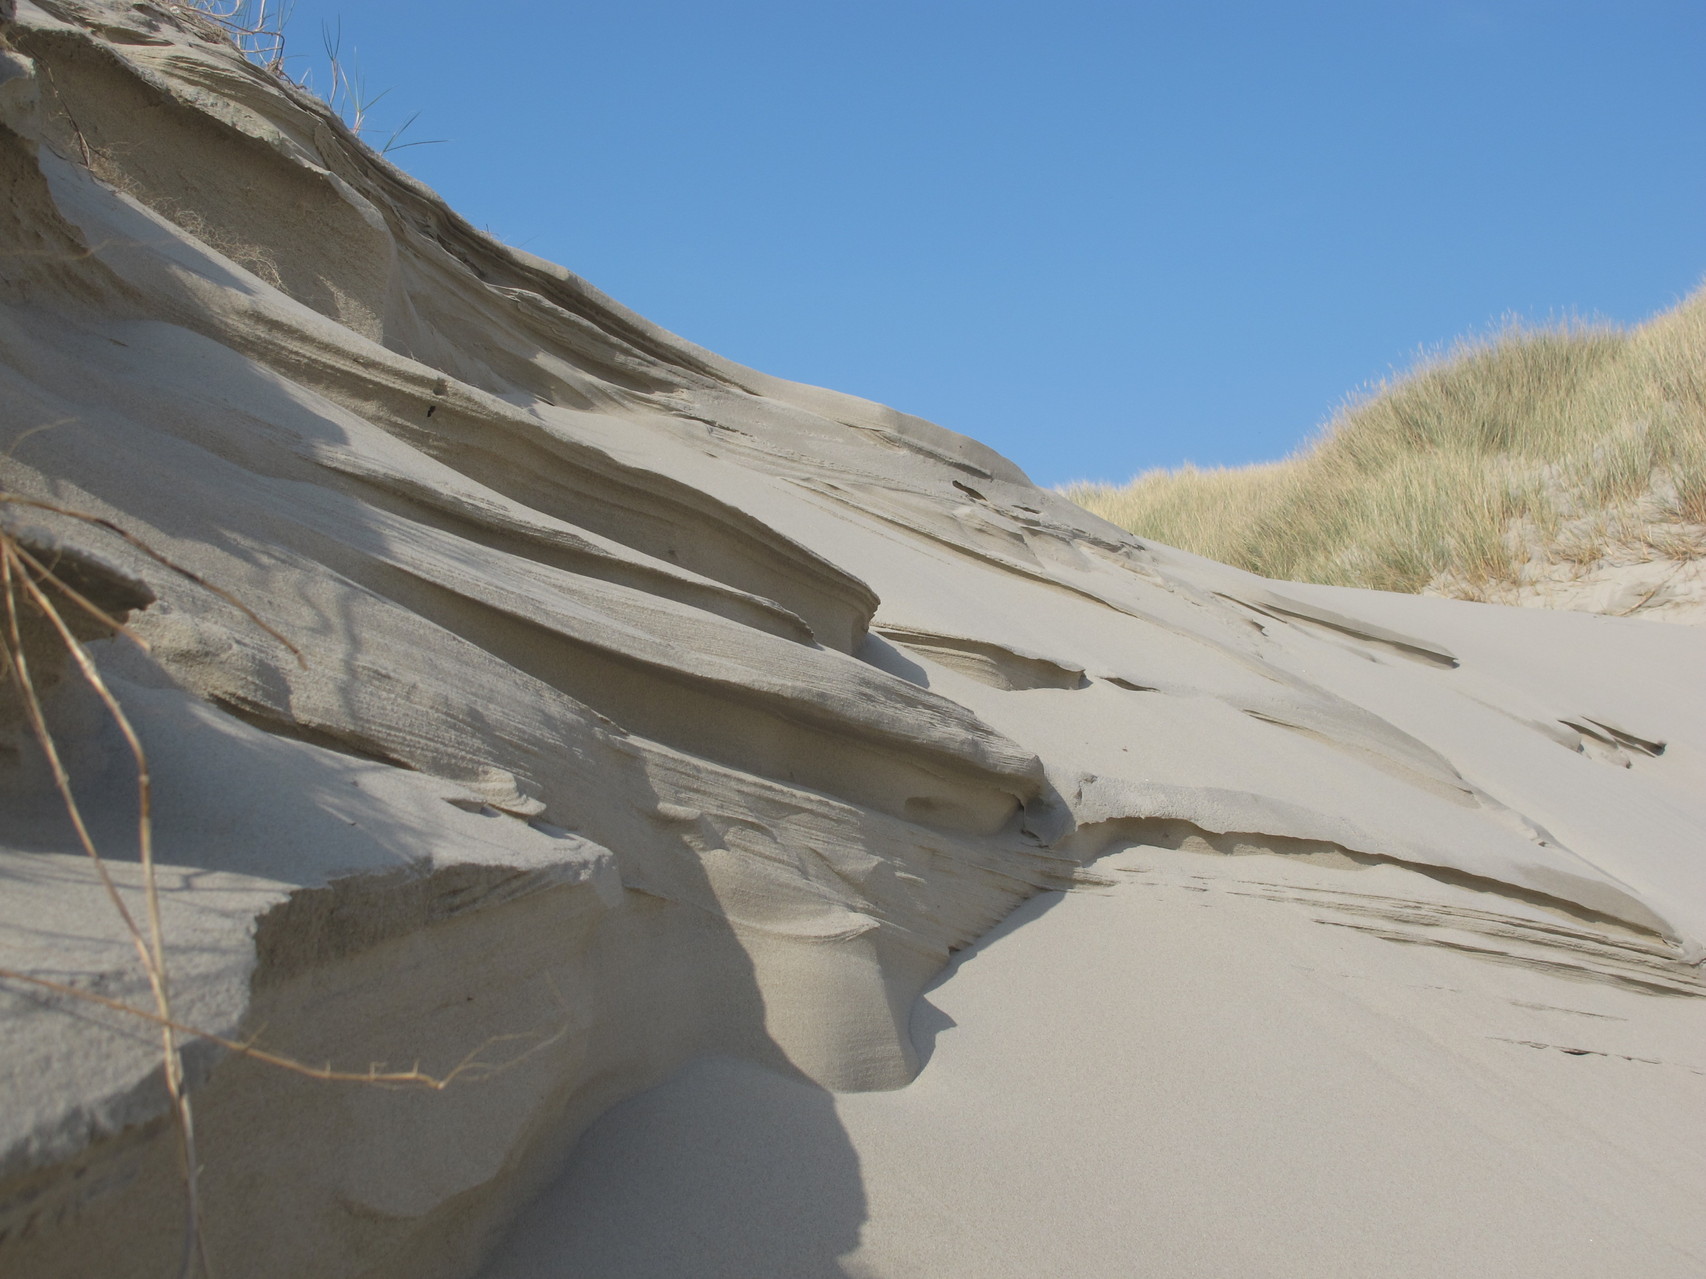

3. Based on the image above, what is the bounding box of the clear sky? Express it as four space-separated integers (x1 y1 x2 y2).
268 0 1704 487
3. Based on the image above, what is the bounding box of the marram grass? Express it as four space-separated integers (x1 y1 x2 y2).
1067 290 1706 596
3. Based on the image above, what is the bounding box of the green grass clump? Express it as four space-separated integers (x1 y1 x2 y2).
1067 288 1706 596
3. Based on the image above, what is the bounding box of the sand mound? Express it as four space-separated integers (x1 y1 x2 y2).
1 4 1701 1276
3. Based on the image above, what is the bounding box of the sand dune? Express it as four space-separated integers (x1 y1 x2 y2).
485 848 1706 1278
0 4 1701 1276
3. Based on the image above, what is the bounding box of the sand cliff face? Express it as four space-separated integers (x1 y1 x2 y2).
0 5 1702 1278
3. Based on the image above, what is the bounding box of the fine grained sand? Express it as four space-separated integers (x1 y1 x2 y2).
0 3 1701 1277
1430 555 1706 623
484 848 1706 1279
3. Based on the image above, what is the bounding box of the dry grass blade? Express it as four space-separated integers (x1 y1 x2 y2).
1 551 148 946
1068 295 1706 602
0 967 571 1090
0 527 209 1278
166 1 291 71
1 495 304 667
0 489 295 1277
7 536 151 651
0 498 569 1275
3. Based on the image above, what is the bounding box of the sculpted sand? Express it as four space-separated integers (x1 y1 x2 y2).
0 4 1700 1276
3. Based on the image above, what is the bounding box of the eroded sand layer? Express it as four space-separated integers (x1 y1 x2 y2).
0 3 1701 1277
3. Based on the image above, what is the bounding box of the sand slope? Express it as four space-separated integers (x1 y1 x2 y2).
0 3 1701 1276
486 848 1706 1277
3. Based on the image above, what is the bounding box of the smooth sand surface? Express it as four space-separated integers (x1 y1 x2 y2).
484 848 1706 1278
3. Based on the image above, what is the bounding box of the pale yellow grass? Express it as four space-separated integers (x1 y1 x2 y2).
1067 289 1706 596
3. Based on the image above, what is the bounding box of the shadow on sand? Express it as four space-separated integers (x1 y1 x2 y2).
478 1055 866 1279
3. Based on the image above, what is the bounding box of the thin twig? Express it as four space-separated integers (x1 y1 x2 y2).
1 537 209 1278
1613 559 1686 617
9 539 151 651
1 511 571 1276
1 551 152 966
0 967 571 1090
0 495 304 666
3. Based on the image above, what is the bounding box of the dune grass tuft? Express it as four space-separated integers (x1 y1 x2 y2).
1067 289 1706 597
167 1 444 154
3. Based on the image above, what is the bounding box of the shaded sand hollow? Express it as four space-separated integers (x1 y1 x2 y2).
0 4 1700 1277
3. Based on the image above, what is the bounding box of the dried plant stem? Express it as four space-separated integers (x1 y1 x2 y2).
0 491 298 1278
0 534 208 1278
1 554 147 947
168 2 290 71
1 495 303 665
0 967 569 1090
0 496 567 1276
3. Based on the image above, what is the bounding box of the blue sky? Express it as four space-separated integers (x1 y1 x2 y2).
271 1 1704 487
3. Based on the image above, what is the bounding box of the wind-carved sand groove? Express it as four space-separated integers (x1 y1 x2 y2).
311 447 822 644
0 5 1704 1278
1226 879 1704 998
1104 854 1705 1003
1558 716 1667 769
1216 589 1463 668
874 627 1091 691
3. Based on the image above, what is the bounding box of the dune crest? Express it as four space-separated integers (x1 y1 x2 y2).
0 4 1701 1276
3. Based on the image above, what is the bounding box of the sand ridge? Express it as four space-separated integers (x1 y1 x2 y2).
0 3 1702 1276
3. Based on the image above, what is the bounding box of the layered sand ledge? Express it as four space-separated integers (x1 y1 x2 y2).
0 4 1701 1276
